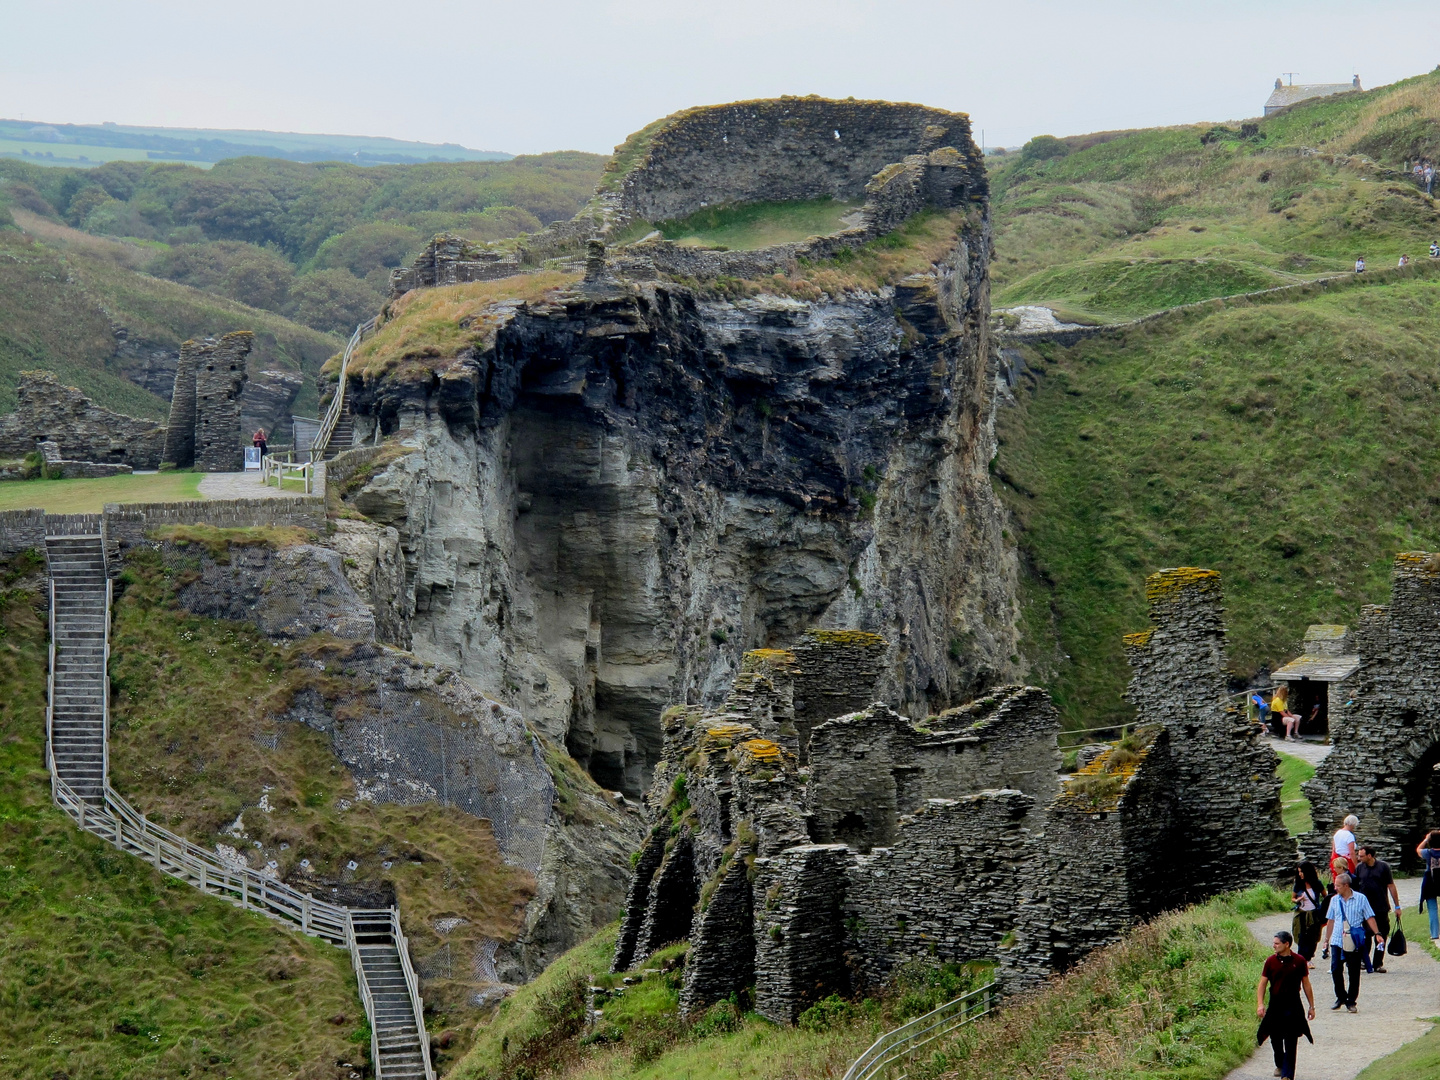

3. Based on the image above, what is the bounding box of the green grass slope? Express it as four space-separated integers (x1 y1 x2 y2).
0 227 338 417
997 266 1440 728
989 69 1440 322
0 554 364 1080
449 886 1288 1080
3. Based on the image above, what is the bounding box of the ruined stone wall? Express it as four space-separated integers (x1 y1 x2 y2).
1305 553 1440 867
0 370 165 469
193 331 251 472
614 97 984 225
752 844 853 1024
678 853 755 1018
161 341 199 468
1123 568 1294 893
845 791 1033 992
806 705 914 850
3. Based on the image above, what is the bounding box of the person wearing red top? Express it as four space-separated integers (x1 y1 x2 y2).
1257 929 1315 1079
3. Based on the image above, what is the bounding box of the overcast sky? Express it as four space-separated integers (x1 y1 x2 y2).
4 1 1436 155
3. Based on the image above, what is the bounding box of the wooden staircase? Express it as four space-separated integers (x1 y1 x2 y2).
324 401 354 460
44 525 434 1080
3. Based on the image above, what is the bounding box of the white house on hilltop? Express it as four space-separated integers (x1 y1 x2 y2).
1264 75 1362 116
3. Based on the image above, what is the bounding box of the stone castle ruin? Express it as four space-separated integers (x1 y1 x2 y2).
333 96 1020 810
390 96 989 292
1303 553 1440 869
0 331 254 474
611 570 1292 1021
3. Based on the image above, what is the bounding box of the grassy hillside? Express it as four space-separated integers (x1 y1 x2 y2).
0 224 338 417
992 69 1440 729
997 266 1440 728
0 553 365 1080
0 150 605 335
988 69 1440 323
448 886 1288 1080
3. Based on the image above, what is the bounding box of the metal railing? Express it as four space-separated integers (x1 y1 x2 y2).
841 981 999 1080
312 317 378 459
43 527 432 1078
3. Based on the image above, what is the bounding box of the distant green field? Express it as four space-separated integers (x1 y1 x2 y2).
650 198 863 250
0 472 202 513
0 139 209 168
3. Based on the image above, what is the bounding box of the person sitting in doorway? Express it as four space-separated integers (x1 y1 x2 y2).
1271 684 1301 740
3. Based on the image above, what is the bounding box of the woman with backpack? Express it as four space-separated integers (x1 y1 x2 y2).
1417 829 1440 943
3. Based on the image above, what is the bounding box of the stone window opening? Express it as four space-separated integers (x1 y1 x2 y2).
835 810 868 850
719 790 733 843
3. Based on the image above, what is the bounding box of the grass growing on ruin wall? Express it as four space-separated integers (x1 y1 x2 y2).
450 885 1289 1080
340 270 580 384
996 278 1440 729
0 552 365 1080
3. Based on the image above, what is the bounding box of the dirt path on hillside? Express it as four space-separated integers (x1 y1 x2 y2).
1225 877 1440 1080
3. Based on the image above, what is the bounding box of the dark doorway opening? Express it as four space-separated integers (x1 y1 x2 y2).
1400 742 1440 872
1273 679 1329 738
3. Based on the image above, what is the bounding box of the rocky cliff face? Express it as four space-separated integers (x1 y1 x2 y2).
341 215 1019 798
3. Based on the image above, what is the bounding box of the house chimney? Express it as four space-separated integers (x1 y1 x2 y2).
1275 77 1283 90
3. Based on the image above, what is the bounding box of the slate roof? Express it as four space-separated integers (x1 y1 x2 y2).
1271 654 1360 682
1265 78 1361 115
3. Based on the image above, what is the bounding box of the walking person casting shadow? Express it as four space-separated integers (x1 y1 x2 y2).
1323 872 1380 1013
1257 929 1316 1079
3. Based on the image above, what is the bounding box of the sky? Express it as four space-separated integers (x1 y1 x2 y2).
3 0 1437 155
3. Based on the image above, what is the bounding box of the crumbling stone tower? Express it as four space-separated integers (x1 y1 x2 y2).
1122 568 1294 894
162 331 252 471
1304 552 1440 867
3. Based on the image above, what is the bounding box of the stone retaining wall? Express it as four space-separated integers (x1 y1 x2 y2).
0 499 324 556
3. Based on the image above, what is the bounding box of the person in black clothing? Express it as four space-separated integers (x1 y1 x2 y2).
1291 862 1325 961
1354 844 1400 972
1257 929 1316 1080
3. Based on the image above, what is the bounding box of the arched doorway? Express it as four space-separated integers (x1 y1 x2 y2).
1399 740 1440 871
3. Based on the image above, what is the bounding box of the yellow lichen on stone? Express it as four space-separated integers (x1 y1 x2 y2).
697 723 755 754
742 648 797 672
1122 629 1153 648
1145 567 1221 603
738 738 783 764
805 629 887 648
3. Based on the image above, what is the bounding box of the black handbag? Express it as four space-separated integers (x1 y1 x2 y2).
1389 913 1408 957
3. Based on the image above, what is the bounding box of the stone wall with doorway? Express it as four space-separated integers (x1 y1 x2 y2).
1304 552 1440 869
0 370 165 469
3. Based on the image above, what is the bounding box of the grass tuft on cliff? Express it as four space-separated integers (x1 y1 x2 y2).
639 197 862 251
0 552 365 1080
449 885 1289 1080
341 270 580 383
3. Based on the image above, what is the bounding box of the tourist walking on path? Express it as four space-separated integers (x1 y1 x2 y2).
1331 815 1358 880
1324 873 1379 1012
1353 845 1400 972
1257 929 1316 1080
1292 862 1325 961
1354 256 1366 273
1418 830 1440 943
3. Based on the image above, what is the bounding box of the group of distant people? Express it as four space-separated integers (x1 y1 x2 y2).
1249 684 1316 741
1407 159 1436 196
1256 816 1440 1079
1353 244 1440 273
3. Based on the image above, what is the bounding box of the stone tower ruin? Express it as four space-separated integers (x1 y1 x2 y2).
162 331 252 471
